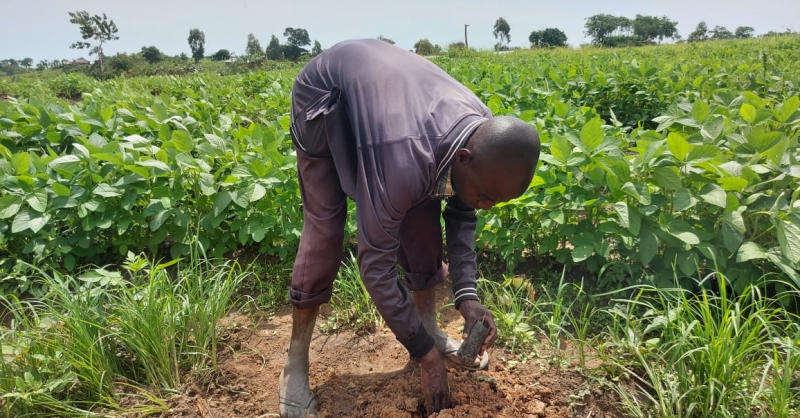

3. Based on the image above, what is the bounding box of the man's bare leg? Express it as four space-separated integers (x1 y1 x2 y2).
412 286 461 355
279 305 320 418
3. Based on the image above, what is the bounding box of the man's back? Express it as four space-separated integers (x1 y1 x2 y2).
293 39 491 151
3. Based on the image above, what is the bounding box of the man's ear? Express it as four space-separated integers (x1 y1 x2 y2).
455 148 473 164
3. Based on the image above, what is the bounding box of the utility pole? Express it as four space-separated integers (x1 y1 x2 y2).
464 24 469 48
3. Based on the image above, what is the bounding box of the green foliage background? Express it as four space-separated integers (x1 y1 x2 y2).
1 36 799 297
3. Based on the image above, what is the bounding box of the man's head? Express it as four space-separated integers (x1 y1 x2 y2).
451 116 540 210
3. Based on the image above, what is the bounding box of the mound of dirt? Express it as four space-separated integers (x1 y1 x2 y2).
158 296 624 418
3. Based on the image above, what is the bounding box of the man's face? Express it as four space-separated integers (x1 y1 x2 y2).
451 150 528 210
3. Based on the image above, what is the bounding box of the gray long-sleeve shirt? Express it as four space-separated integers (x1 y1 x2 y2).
290 39 492 358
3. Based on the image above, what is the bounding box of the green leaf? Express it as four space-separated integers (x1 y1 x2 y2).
150 210 171 231
721 211 746 234
686 144 720 162
740 103 757 123
775 215 800 264
613 202 641 235
12 209 51 234
25 190 47 213
677 251 699 276
212 191 232 217
93 183 123 198
11 152 30 175
664 219 699 245
737 241 768 262
691 99 710 123
172 130 194 152
718 176 748 192
51 182 71 197
49 155 82 172
652 167 681 190
572 244 593 262
621 181 651 205
550 134 571 165
199 173 217 196
580 118 603 153
774 95 798 123
700 117 725 141
249 183 267 202
722 222 744 253
674 188 698 212
698 184 726 208
667 133 690 162
0 195 23 219
137 159 171 173
639 231 658 265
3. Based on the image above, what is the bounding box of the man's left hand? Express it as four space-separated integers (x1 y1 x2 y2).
458 300 496 354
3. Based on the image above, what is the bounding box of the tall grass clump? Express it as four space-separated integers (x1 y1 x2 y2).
600 274 800 417
0 250 247 417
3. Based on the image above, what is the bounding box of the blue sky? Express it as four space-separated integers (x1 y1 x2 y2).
1 0 798 62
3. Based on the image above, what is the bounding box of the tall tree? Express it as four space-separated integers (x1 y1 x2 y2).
413 39 437 56
188 29 205 63
584 14 622 45
266 35 283 60
688 21 709 42
493 17 511 46
735 26 755 39
246 33 263 56
710 26 734 39
68 11 119 75
529 28 568 47
632 15 678 43
140 46 163 63
21 58 33 68
281 28 311 61
284 28 311 48
311 40 323 57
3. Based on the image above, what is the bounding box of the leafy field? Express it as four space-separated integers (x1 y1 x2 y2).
1 36 800 417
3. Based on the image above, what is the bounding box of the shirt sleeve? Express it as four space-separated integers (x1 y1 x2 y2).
443 195 480 309
355 140 436 359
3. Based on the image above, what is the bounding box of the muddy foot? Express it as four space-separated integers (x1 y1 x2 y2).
279 369 318 418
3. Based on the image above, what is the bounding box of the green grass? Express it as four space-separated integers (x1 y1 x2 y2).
321 252 384 334
0 251 247 417
596 275 800 417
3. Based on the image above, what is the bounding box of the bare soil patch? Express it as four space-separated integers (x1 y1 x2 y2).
157 293 625 418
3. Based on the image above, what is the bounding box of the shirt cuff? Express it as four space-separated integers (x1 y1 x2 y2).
453 285 479 310
398 324 435 359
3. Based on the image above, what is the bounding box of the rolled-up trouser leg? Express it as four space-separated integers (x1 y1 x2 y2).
397 198 448 291
288 146 347 309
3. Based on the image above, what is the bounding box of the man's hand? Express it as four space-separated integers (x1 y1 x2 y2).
419 346 451 415
458 300 497 354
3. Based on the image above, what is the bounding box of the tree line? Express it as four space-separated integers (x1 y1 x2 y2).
2 10 797 77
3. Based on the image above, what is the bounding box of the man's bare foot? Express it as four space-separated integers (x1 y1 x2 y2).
279 367 318 418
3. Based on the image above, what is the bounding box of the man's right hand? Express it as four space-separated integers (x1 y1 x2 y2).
419 346 451 415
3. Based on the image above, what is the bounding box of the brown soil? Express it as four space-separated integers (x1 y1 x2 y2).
156 292 625 418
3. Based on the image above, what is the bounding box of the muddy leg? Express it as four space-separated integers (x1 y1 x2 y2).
279 305 320 418
412 286 460 355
